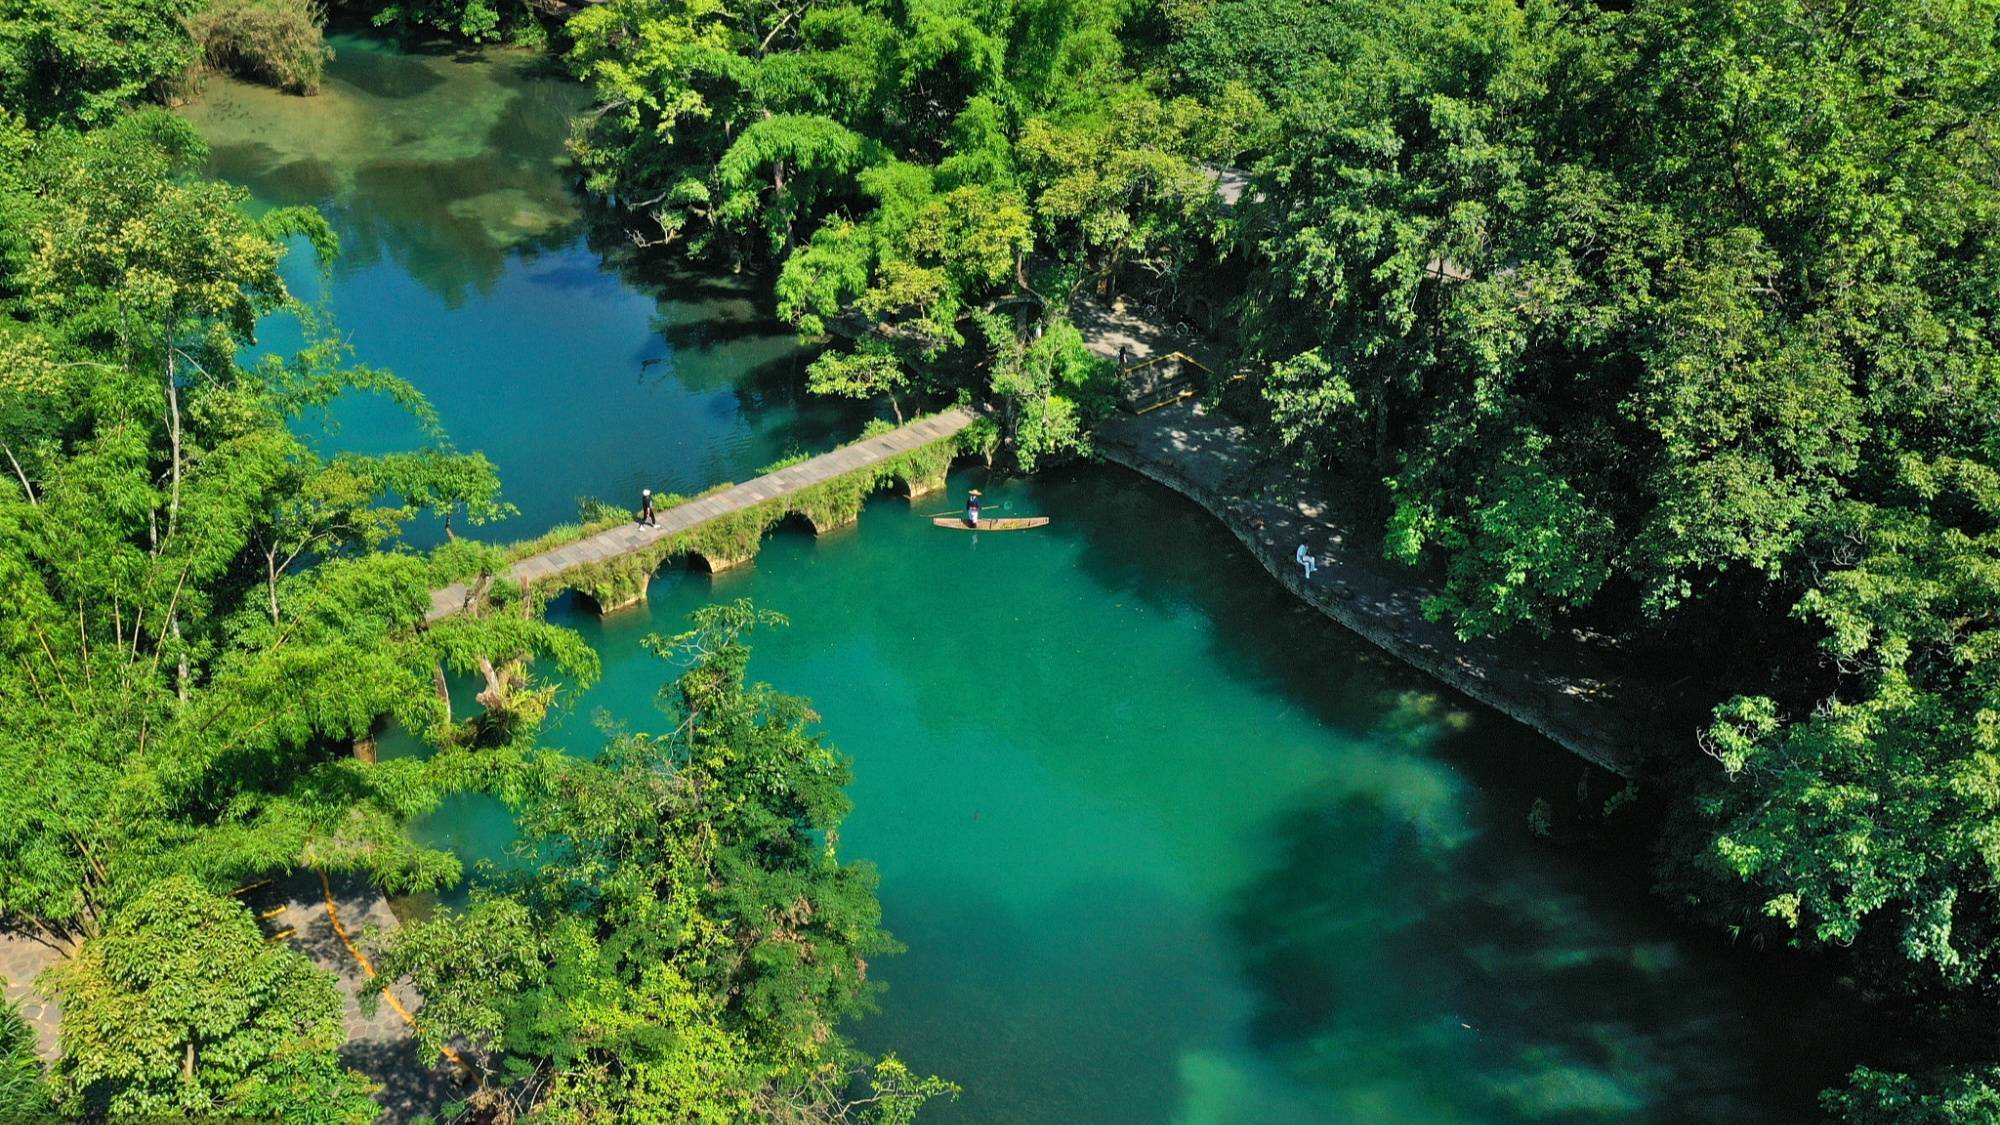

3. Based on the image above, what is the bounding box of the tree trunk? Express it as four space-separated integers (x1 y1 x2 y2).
172 617 188 703
1373 383 1391 473
433 661 452 726
266 549 282 625
2 442 34 505
475 656 506 712
773 160 793 254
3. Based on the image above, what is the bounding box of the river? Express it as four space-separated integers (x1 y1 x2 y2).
183 32 1857 1123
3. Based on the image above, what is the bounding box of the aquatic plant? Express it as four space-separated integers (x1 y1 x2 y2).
184 0 328 95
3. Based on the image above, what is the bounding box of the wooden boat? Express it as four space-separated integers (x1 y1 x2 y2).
932 516 1051 531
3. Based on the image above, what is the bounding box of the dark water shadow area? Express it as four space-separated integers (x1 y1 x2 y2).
1038 464 1864 1117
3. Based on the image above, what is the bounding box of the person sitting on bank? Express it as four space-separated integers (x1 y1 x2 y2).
966 489 987 527
639 488 657 527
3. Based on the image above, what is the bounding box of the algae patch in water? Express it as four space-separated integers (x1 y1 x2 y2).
180 32 588 306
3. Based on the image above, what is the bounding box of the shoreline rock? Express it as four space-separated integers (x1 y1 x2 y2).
1096 400 1655 778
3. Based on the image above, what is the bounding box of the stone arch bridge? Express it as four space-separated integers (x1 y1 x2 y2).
425 408 978 619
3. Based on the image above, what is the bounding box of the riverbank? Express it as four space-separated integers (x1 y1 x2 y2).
1093 398 1657 779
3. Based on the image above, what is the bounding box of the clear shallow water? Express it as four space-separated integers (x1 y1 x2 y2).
185 33 1858 1123
181 32 865 538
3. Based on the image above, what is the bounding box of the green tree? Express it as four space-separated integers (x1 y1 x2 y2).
0 997 50 1120
1688 493 2000 981
0 0 196 128
975 311 1105 470
43 876 376 1120
1824 1066 2000 1124
806 339 910 422
568 0 1242 423
371 602 955 1120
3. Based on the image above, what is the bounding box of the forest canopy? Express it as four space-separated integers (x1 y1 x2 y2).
0 2 944 1117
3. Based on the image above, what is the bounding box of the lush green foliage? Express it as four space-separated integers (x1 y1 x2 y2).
28 0 2000 1113
371 602 954 1120
0 0 197 127
0 45 622 1124
1202 0 2000 1109
563 0 1228 461
368 0 541 43
0 110 596 944
1825 1065 2000 1124
0 997 50 1119
0 0 337 117
185 0 329 95
0 49 946 1120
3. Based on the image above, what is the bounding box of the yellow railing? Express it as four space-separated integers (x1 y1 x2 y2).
1121 350 1215 376
1122 350 1233 415
317 870 470 1076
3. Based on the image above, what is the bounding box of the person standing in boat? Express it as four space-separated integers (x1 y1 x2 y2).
965 489 987 527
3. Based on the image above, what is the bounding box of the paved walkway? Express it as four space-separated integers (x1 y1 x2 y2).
1074 299 1227 372
2 874 457 1123
427 409 975 621
243 873 463 1121
0 930 64 1060
1080 302 1654 776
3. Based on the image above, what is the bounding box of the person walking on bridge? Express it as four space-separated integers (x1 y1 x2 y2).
640 488 657 527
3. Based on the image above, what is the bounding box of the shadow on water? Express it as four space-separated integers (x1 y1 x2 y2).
1227 780 1860 1122
327 40 449 98
997 464 1866 1118
851 463 1869 1120
656 306 800 353
341 147 584 307
205 141 342 206
188 32 591 308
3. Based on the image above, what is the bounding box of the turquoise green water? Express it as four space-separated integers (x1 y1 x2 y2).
185 34 1857 1122
502 472 1853 1123
181 33 865 539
